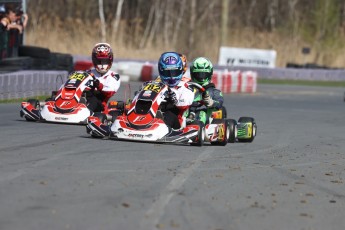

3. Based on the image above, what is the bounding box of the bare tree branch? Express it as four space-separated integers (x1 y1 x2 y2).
139 3 155 49
98 0 106 42
172 0 187 48
112 0 125 42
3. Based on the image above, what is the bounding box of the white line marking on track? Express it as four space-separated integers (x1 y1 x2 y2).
140 147 215 229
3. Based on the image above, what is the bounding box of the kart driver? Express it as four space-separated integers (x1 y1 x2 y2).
86 42 121 112
189 57 224 124
158 52 195 130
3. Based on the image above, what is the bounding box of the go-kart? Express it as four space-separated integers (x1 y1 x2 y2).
188 82 257 144
86 80 205 146
20 71 120 124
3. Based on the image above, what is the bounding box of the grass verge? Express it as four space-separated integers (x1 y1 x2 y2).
259 79 345 87
0 96 49 104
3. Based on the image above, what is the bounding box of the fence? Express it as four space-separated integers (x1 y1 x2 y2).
0 70 68 100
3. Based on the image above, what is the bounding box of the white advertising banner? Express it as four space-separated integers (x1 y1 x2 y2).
218 47 277 68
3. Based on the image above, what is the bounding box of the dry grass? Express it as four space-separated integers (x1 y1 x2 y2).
25 19 345 68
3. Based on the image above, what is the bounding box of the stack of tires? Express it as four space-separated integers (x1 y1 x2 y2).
0 45 74 72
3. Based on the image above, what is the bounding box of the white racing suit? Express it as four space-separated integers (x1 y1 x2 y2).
161 80 194 130
86 69 121 112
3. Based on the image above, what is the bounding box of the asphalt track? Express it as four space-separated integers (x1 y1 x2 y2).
1 82 345 230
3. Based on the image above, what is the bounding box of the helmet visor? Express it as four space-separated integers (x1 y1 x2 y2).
94 58 112 66
191 71 210 83
159 68 183 78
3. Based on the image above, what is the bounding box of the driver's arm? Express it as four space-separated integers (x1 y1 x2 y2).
209 89 224 109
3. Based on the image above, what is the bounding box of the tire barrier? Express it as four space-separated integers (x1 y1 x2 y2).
0 70 68 100
0 46 74 72
212 70 257 93
111 60 258 93
140 62 154 82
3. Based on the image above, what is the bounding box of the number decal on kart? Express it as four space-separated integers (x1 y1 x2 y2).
143 84 161 93
69 73 87 81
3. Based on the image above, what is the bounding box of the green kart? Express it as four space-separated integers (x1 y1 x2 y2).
188 82 257 144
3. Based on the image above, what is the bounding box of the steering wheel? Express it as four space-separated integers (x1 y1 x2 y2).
187 82 207 108
188 81 205 93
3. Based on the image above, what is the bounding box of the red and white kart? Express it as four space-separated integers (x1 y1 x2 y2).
20 71 119 124
86 81 205 145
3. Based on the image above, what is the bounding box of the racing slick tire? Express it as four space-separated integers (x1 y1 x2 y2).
90 112 107 138
227 119 237 143
190 121 205 147
237 117 256 143
18 45 51 59
210 119 229 146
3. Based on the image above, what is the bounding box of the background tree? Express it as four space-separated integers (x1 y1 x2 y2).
24 0 345 67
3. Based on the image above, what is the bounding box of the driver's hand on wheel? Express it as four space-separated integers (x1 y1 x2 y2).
93 79 100 89
203 94 214 107
168 89 178 105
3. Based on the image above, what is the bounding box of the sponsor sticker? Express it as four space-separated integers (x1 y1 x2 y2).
55 117 68 121
128 133 144 138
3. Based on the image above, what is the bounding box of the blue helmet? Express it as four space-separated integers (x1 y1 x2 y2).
158 52 183 87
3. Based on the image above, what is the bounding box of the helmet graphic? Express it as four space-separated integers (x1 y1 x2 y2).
158 52 183 87
92 43 113 74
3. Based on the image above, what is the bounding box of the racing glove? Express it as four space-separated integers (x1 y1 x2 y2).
168 89 178 105
203 94 214 107
93 79 100 89
186 112 195 124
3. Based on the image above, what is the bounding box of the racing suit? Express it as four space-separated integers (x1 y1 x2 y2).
190 83 224 125
86 68 121 112
160 80 195 130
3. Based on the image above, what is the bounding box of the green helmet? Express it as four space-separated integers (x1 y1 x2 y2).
190 57 213 86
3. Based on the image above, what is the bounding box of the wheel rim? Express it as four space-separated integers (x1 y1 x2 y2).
226 125 230 140
201 127 205 142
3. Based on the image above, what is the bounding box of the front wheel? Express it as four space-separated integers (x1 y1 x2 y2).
237 117 256 143
190 121 205 147
209 119 230 146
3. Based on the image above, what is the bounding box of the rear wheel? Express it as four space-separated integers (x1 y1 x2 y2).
227 119 237 143
237 117 256 143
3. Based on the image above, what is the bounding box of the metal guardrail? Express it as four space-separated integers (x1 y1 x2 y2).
0 70 68 100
